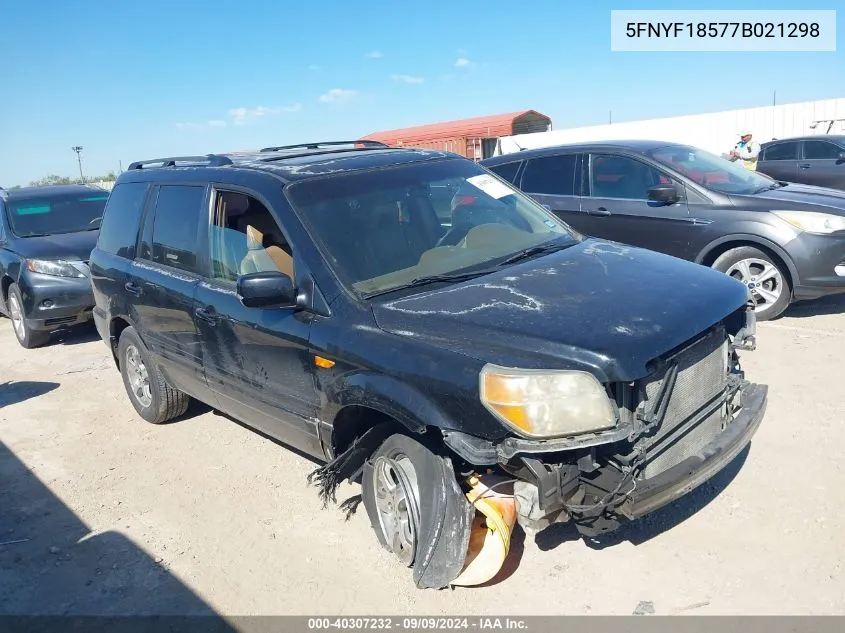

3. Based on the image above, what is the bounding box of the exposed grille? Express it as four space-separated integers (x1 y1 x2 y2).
639 327 729 478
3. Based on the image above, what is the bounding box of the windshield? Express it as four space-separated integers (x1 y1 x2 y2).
5 191 109 237
647 144 777 195
285 158 578 297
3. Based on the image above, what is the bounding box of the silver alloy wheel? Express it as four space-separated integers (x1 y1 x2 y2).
124 344 153 408
372 455 419 566
726 257 783 313
8 293 25 341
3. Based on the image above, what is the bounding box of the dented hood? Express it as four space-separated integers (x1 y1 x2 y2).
371 239 748 383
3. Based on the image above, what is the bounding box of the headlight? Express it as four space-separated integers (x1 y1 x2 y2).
479 364 617 438
771 210 845 235
26 259 85 278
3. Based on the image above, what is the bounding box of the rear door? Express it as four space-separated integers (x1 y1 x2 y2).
580 153 695 259
799 139 845 189
757 141 800 182
125 183 211 401
515 153 585 231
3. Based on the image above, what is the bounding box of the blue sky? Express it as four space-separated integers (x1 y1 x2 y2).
1 0 843 186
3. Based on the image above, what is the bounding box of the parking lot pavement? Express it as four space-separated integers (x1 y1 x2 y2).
1 295 845 616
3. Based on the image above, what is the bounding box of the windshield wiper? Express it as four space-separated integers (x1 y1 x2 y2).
752 182 785 194
497 240 574 266
364 269 498 299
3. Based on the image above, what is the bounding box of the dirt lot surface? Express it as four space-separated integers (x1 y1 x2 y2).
2 295 845 617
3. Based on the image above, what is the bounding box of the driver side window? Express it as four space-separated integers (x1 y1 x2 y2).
589 154 670 200
209 190 295 285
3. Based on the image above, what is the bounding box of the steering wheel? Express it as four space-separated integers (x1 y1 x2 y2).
435 223 473 247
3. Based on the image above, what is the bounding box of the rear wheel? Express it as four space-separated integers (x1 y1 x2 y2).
7 284 50 349
117 326 190 424
712 246 791 321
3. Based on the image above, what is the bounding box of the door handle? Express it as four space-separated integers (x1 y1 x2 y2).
799 163 811 169
587 207 611 217
194 306 219 326
124 281 142 296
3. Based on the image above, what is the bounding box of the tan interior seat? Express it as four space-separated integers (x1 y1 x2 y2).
240 224 295 279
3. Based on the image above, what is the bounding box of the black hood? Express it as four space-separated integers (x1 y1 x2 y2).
372 239 748 383
736 182 845 213
11 230 98 261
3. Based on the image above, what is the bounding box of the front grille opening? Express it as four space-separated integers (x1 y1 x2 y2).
636 326 730 478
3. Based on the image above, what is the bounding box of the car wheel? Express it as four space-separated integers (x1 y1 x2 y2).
117 326 190 424
7 284 51 349
712 246 791 321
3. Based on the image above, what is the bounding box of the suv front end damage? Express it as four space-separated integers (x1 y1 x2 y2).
447 305 766 542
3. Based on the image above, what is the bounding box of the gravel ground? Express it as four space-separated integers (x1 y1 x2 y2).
1 295 844 616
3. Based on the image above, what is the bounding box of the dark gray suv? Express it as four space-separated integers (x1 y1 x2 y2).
482 140 845 320
757 135 845 191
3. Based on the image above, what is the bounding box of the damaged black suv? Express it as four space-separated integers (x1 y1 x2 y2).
89 141 767 590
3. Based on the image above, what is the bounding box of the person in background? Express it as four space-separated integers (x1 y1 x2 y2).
729 130 761 170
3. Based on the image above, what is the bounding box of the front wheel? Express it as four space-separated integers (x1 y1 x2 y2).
712 246 791 321
7 284 50 349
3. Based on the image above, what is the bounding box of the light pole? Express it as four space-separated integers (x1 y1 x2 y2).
72 146 84 182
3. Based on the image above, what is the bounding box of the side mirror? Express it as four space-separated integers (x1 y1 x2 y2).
237 271 296 309
838 151 845 162
647 184 681 204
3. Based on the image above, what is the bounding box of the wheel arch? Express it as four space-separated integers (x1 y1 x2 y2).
325 373 455 459
696 235 798 292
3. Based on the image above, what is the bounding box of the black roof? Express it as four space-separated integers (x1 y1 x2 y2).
122 142 460 184
1 184 106 200
481 139 687 165
761 134 845 146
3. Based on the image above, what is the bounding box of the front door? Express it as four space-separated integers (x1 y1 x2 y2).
580 153 695 260
194 188 322 457
127 183 210 401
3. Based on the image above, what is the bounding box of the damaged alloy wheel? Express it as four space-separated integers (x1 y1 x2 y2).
371 454 420 566
362 434 475 589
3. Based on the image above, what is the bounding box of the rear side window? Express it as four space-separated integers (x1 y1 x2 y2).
762 142 799 161
520 155 578 196
97 182 149 258
486 162 520 184
803 140 842 160
148 185 206 273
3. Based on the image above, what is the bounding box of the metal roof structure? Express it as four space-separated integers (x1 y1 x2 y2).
360 110 552 145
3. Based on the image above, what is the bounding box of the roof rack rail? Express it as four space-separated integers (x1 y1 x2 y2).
127 154 233 170
258 140 389 152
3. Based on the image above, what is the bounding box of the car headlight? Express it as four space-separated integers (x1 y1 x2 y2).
479 364 617 438
26 259 85 278
771 210 845 235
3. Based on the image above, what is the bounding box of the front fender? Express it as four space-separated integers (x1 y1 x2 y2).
322 372 456 455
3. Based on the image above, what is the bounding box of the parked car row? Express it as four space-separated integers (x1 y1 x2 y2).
2 140 768 590
481 138 845 320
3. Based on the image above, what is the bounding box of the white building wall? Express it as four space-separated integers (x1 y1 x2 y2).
495 98 845 157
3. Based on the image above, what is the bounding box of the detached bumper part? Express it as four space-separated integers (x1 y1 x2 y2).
451 474 517 587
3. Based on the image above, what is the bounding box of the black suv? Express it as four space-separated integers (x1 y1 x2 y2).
482 140 845 320
1 184 107 348
90 142 767 589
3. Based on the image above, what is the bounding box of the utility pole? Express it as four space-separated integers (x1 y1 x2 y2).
118 160 123 174
72 146 84 182
773 90 777 106
609 110 612 125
